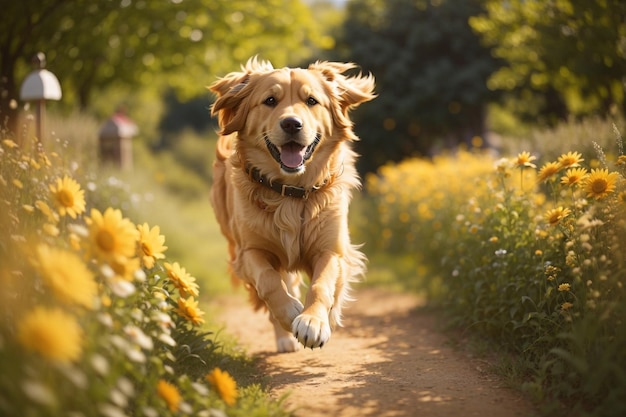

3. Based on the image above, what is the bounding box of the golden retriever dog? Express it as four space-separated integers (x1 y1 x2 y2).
209 57 375 352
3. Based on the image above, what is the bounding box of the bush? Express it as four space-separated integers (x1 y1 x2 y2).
361 122 626 415
0 138 289 417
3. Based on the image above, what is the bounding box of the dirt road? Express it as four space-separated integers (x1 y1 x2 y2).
214 288 536 417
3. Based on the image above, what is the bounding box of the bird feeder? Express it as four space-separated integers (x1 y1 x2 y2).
98 108 138 170
19 52 62 143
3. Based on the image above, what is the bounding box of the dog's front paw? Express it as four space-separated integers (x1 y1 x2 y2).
271 295 304 332
276 335 301 353
292 313 331 349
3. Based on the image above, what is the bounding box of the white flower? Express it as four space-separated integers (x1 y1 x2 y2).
21 380 56 407
91 354 110 376
98 403 128 417
108 278 136 298
158 333 176 347
124 325 153 350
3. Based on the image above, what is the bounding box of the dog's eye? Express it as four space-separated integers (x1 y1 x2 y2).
263 96 277 107
306 96 318 106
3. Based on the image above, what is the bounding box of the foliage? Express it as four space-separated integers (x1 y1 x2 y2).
0 138 289 416
470 0 626 124
335 0 500 171
360 117 626 415
0 0 333 133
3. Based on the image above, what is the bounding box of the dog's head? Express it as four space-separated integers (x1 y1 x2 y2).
210 57 375 175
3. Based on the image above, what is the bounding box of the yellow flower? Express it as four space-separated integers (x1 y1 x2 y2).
544 207 572 226
2 139 18 148
12 179 23 189
49 176 86 219
558 283 571 292
557 151 584 168
584 169 619 200
35 244 97 309
560 167 588 187
137 223 167 269
35 200 59 223
164 262 199 298
156 379 181 412
561 302 574 311
43 223 60 237
110 256 141 282
537 162 561 182
85 208 138 263
176 296 205 325
206 368 238 406
514 151 537 168
616 155 626 166
17 306 83 363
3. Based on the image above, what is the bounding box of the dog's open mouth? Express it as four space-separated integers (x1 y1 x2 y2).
265 134 321 173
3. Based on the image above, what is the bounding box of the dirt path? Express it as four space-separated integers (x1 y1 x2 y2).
213 287 536 417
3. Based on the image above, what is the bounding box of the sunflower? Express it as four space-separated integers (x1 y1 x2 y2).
137 223 167 269
537 161 561 182
156 379 181 412
557 151 584 168
544 206 572 226
109 256 141 282
49 176 86 219
584 169 619 200
35 200 59 223
164 262 199 298
35 244 97 308
560 167 588 187
514 151 537 168
206 368 238 406
176 296 205 325
17 306 83 363
85 208 139 263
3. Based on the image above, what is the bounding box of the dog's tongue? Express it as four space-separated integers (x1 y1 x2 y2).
280 142 306 168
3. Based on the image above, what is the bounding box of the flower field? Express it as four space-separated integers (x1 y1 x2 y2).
0 138 289 417
361 127 626 415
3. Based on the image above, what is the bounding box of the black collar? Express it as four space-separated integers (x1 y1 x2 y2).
244 165 327 199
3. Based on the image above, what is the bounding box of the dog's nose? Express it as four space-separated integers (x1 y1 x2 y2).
280 117 303 134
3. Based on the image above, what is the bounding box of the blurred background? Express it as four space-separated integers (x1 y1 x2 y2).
1 0 624 289
2 3 625 414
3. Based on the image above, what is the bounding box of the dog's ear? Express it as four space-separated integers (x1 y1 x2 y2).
209 57 274 135
310 61 376 134
209 72 251 135
310 61 376 109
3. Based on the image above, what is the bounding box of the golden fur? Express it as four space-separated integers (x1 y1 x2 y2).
209 57 375 352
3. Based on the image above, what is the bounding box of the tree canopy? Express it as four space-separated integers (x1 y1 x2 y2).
470 0 626 124
0 0 332 135
336 0 500 171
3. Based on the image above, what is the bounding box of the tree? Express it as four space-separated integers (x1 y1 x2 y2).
0 0 330 136
470 0 626 124
335 0 501 171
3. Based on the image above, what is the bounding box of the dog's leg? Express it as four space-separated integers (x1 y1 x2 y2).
238 249 304 333
270 271 303 352
292 251 342 349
